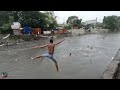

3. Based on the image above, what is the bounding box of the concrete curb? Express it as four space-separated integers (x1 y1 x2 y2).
101 49 120 79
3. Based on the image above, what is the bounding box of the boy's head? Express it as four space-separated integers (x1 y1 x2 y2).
50 38 53 43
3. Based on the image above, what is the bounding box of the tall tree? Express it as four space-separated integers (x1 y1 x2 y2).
66 16 82 28
0 11 58 33
102 15 120 31
2 16 15 34
44 11 58 29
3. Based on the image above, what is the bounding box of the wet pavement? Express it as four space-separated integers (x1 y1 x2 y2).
1 33 120 79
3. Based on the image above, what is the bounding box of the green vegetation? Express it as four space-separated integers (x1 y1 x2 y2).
66 16 82 28
103 15 120 32
2 16 14 34
0 11 58 34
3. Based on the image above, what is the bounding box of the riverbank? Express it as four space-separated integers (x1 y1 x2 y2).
0 34 65 47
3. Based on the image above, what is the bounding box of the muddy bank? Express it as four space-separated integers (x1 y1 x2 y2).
0 34 65 47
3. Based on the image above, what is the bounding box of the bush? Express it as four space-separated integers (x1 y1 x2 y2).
1 16 14 34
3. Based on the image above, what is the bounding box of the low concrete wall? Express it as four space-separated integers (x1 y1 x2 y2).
101 49 120 79
99 29 109 33
70 29 109 37
91 29 109 34
70 29 85 36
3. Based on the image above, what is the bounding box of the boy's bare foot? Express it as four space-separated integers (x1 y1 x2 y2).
31 57 35 60
58 69 61 72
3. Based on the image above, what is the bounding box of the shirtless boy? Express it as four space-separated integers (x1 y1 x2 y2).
31 38 65 71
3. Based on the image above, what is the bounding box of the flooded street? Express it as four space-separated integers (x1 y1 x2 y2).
1 33 120 79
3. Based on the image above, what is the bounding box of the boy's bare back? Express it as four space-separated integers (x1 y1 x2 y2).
47 43 55 54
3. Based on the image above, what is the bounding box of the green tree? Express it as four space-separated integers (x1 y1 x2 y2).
2 16 15 34
18 11 42 27
102 15 120 32
18 11 58 30
64 25 71 30
0 11 58 33
44 11 58 29
66 16 82 28
0 11 10 26
0 11 21 27
95 22 103 28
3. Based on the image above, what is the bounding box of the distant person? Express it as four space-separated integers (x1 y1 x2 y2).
31 38 65 71
24 25 31 35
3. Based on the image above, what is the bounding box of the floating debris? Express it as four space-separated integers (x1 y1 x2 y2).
8 51 10 52
59 69 61 72
0 44 6 47
15 59 18 61
3 34 10 39
31 57 34 60
111 57 114 60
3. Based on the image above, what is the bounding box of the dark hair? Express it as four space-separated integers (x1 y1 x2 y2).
50 39 53 43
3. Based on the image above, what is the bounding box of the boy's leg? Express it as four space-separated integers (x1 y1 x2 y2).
31 55 43 60
54 60 59 71
32 53 49 60
50 57 59 71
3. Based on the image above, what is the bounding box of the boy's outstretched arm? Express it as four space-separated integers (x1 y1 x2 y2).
32 44 48 49
55 39 65 45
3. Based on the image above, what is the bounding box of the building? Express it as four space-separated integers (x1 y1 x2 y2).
11 22 21 29
32 28 42 35
11 22 21 35
82 18 97 25
82 18 98 29
82 20 97 25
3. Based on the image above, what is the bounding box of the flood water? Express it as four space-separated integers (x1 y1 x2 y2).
0 33 120 79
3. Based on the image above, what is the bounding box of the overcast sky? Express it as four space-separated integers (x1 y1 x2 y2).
54 11 120 24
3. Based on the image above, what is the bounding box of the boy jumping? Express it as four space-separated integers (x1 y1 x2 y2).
31 38 65 71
